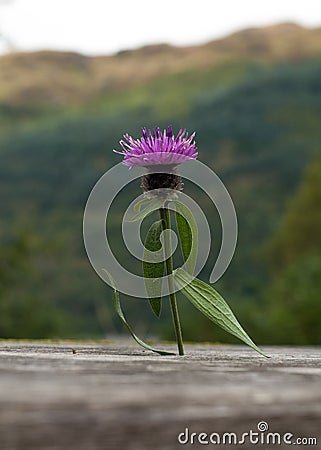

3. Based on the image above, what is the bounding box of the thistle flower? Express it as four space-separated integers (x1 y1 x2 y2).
114 125 197 168
96 126 267 357
115 125 197 196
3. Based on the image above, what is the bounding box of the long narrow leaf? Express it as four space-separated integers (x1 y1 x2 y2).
175 201 198 275
174 268 268 357
102 269 175 355
143 220 165 317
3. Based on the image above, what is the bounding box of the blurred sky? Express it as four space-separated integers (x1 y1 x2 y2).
0 0 321 55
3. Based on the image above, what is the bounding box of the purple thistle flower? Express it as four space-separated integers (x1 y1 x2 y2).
114 125 198 167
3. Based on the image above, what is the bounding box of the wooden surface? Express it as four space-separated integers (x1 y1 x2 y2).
0 342 320 449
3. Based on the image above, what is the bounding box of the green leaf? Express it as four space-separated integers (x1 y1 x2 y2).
102 269 175 356
175 201 198 275
129 198 163 222
143 220 165 317
133 197 152 213
173 268 269 357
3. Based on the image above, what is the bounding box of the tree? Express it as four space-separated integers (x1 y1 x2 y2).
264 156 321 344
264 256 321 344
269 156 321 268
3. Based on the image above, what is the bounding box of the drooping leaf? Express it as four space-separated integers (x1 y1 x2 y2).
175 201 198 275
128 198 163 222
102 269 175 356
173 268 268 357
143 220 165 317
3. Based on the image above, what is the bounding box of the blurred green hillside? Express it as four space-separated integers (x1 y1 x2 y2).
0 23 320 343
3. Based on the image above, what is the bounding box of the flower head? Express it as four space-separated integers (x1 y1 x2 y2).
114 125 197 167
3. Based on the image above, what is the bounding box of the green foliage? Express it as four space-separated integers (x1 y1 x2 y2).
263 256 321 344
0 41 320 342
174 269 267 356
252 157 321 345
0 232 65 338
128 198 164 222
102 269 174 355
269 157 321 268
175 201 198 275
143 220 164 317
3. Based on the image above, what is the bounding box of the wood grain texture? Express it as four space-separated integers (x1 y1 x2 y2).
0 343 320 449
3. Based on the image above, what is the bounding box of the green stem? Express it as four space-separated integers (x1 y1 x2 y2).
159 207 184 356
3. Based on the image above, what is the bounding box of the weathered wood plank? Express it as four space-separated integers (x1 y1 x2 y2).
0 343 320 449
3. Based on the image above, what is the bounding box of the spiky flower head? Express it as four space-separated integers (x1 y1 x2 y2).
114 125 197 168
